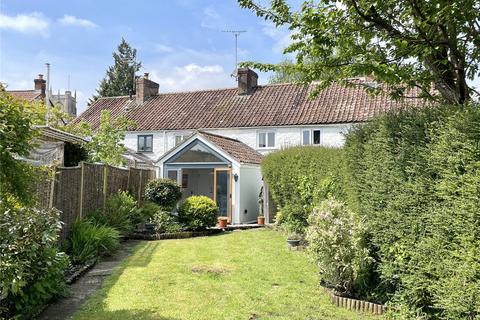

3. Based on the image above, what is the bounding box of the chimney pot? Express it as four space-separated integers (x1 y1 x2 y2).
34 74 47 97
136 72 159 103
237 68 258 95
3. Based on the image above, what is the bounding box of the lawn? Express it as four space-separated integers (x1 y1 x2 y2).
73 229 377 320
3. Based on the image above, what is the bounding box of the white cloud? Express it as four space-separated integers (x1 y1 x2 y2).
150 63 233 93
58 14 97 28
261 21 293 54
0 12 49 35
201 6 224 29
154 44 174 53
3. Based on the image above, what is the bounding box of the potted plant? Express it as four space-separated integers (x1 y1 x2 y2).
257 215 265 225
218 217 228 228
287 232 302 249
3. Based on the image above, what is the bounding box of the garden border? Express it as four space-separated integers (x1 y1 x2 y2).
128 229 223 240
322 287 385 315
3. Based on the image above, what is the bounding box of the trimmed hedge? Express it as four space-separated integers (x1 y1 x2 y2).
344 103 480 318
261 146 348 233
145 178 182 210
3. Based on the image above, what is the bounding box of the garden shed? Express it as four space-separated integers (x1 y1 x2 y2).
156 131 264 224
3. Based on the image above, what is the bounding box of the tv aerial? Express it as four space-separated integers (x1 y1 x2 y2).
222 30 247 78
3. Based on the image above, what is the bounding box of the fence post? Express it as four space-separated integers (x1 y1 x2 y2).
138 169 143 201
127 167 131 191
48 168 56 209
103 165 108 210
79 162 85 219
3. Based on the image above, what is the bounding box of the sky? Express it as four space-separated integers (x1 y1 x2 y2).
0 0 294 114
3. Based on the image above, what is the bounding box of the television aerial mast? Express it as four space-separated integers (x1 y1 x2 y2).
222 30 247 78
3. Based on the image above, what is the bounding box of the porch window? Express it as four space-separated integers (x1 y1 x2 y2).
137 135 153 152
173 144 224 163
167 170 178 182
258 131 275 148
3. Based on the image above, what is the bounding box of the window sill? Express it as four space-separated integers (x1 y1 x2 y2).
136 151 154 154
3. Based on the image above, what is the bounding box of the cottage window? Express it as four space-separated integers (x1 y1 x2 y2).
313 130 321 145
175 135 188 146
137 135 153 152
258 132 275 148
302 130 311 145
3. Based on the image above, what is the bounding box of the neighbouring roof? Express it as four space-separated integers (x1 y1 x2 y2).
35 126 87 145
74 81 424 131
123 147 155 166
198 131 263 165
7 90 43 102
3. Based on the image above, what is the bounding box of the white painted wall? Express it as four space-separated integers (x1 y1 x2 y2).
238 165 263 223
123 123 351 161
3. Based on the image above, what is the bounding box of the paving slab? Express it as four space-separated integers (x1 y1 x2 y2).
37 240 141 320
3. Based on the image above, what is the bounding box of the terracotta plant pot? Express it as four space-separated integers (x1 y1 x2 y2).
218 217 228 228
257 216 265 225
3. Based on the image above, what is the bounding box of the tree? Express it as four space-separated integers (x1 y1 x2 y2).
269 59 305 84
86 110 135 166
0 89 37 203
90 38 141 104
238 0 480 104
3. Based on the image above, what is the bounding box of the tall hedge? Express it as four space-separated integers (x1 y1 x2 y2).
345 103 480 318
261 146 348 232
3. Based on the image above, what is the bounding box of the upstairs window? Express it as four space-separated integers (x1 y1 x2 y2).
313 130 321 145
175 135 188 146
258 131 275 148
137 135 153 152
302 130 311 145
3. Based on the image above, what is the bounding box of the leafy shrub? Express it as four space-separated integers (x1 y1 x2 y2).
306 198 371 296
261 146 347 233
136 201 162 223
177 196 218 231
152 211 183 234
89 191 138 235
145 178 182 210
345 103 480 317
66 219 120 264
0 202 68 318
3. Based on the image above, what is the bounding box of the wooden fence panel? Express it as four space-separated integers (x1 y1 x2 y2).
107 165 129 197
53 167 82 241
82 163 104 217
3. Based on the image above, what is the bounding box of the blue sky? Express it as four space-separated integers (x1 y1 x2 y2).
0 0 293 114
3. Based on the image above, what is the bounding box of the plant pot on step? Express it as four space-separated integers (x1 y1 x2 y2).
287 233 302 250
218 217 228 228
257 216 265 225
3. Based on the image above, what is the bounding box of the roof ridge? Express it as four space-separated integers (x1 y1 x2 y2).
6 89 38 92
198 130 243 143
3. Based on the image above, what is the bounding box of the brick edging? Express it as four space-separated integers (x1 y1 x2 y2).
322 287 385 315
128 229 223 240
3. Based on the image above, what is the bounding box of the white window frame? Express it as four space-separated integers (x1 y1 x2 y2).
300 129 321 146
137 134 153 152
166 169 181 184
174 134 188 146
257 130 276 149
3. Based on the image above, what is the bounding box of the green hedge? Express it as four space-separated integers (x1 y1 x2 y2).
261 146 348 233
345 103 480 318
178 196 219 231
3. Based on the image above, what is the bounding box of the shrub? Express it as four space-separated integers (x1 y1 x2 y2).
152 211 183 234
145 178 182 210
136 201 162 223
261 146 348 233
177 196 218 231
306 198 371 296
89 191 138 235
66 219 120 264
0 202 68 318
345 103 480 317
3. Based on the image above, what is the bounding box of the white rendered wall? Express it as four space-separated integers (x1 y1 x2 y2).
124 124 351 162
238 165 263 224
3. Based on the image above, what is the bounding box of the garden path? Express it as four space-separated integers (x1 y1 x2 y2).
37 240 141 320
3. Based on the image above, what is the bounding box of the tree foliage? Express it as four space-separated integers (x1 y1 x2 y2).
0 89 37 203
90 38 142 104
239 0 480 104
86 110 135 166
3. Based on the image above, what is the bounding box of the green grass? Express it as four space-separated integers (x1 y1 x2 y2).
73 229 377 320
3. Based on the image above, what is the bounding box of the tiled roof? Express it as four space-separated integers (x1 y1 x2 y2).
74 82 424 131
7 90 43 102
198 131 263 165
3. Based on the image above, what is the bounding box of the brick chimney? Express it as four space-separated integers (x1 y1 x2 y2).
237 68 258 95
34 74 46 96
136 73 159 103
